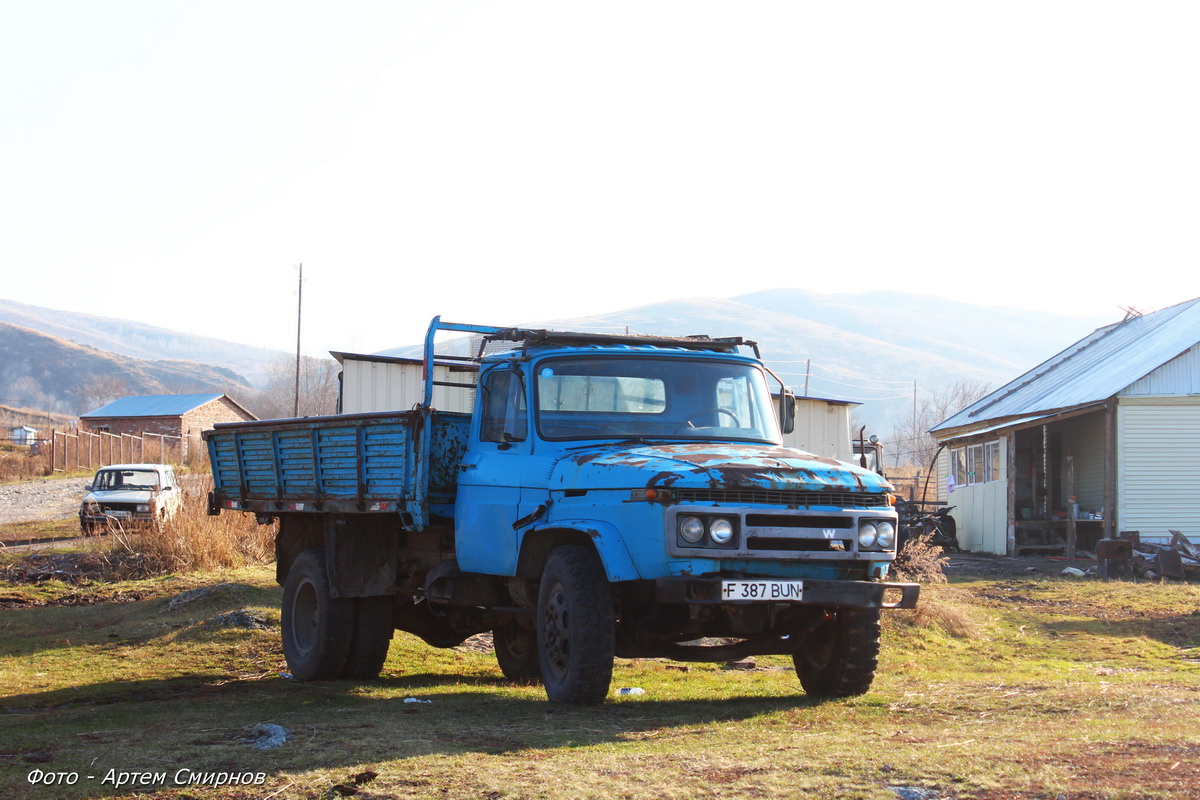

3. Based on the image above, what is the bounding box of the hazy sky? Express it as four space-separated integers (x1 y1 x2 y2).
4 1 1197 357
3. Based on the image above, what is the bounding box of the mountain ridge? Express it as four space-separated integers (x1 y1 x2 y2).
1 292 1115 430
0 298 281 387
0 321 255 415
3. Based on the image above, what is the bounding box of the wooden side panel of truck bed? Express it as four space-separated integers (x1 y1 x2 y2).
204 411 471 514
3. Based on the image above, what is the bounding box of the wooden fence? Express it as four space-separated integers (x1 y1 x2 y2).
51 429 185 472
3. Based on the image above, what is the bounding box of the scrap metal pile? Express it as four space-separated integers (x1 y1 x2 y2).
1098 530 1200 581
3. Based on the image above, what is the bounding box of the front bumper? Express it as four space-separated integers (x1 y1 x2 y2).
654 576 920 610
80 510 156 528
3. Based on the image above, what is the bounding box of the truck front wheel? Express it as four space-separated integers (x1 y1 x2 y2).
281 549 354 681
537 545 615 704
793 607 881 697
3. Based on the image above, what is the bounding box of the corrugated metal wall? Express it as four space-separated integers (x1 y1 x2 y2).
779 398 852 461
1117 398 1200 543
341 361 475 414
1121 345 1200 396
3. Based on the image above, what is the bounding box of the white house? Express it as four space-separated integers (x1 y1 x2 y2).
930 297 1200 556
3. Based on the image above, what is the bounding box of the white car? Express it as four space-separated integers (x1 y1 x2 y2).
80 463 183 533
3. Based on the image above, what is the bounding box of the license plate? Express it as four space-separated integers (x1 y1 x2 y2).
721 580 804 601
104 510 132 519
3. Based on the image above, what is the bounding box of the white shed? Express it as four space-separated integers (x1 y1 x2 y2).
777 395 858 464
930 297 1200 555
9 425 38 446
332 352 477 414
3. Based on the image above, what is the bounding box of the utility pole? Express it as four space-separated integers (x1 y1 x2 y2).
294 263 303 417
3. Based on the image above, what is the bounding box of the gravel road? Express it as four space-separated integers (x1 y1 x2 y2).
0 477 93 525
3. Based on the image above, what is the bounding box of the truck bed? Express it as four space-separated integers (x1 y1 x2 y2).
205 410 470 518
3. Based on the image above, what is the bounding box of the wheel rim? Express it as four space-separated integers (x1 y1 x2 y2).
291 578 319 656
542 582 571 679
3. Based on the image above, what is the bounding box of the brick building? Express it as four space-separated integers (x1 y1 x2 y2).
79 393 256 458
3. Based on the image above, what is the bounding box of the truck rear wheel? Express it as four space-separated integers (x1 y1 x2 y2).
493 618 541 684
281 549 354 681
341 595 394 680
793 607 881 697
537 545 615 704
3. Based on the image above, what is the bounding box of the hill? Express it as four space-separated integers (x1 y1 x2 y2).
2 291 1115 433
0 298 280 387
0 322 255 415
389 293 1111 433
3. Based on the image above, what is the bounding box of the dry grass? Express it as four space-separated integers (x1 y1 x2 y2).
0 446 51 483
886 534 983 638
99 476 275 575
886 582 984 639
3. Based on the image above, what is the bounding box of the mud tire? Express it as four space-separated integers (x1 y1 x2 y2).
341 595 394 680
537 545 615 704
281 549 354 681
493 617 541 684
794 607 881 697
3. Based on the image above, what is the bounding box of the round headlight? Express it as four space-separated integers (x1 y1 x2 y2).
875 521 896 549
858 521 878 549
709 518 734 545
680 516 705 544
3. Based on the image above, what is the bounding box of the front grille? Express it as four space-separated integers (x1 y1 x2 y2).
98 502 140 513
674 488 889 509
746 514 854 529
745 536 846 551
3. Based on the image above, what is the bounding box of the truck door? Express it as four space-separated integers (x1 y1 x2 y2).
455 367 544 575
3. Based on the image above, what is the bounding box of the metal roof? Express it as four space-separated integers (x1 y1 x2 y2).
82 393 224 419
932 298 1200 434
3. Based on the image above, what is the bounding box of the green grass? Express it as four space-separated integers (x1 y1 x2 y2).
1 568 1198 799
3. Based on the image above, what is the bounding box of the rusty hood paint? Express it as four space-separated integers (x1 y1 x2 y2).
550 442 892 494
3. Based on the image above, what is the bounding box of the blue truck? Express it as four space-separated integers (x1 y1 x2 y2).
204 318 917 704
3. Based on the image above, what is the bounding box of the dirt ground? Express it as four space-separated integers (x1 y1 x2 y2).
0 476 91 526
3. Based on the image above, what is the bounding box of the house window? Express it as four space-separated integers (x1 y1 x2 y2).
951 441 1001 486
967 444 983 485
950 448 967 488
984 441 1000 482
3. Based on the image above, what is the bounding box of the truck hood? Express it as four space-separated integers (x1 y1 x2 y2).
551 442 891 494
84 489 155 505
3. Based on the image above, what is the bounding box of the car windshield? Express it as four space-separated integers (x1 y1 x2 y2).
93 469 159 491
534 356 781 443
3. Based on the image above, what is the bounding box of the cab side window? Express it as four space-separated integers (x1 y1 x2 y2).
482 370 527 444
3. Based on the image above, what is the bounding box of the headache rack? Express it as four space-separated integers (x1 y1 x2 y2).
421 317 764 408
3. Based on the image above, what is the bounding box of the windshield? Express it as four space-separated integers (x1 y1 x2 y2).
93 469 159 491
535 356 781 443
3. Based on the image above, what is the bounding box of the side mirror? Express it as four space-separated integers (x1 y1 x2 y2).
779 392 796 435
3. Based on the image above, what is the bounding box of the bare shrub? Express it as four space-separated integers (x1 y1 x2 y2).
101 474 275 575
892 532 949 584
